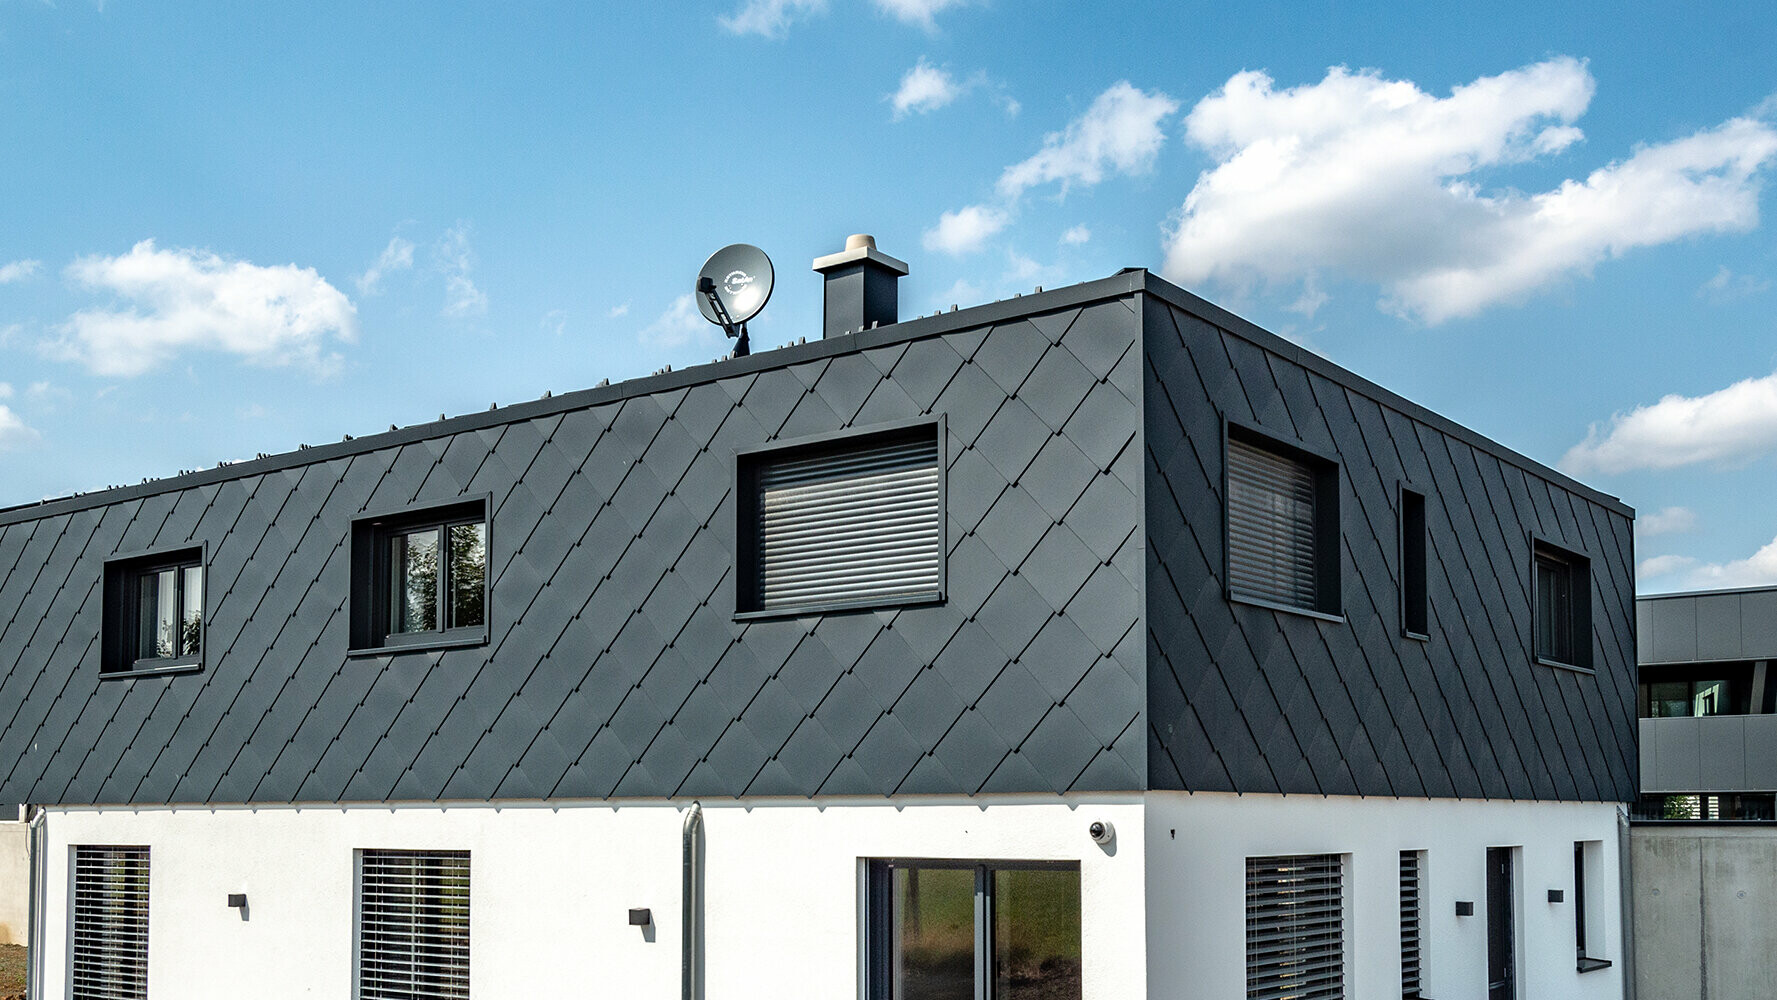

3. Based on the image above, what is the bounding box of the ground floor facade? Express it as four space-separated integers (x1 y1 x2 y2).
25 792 1626 999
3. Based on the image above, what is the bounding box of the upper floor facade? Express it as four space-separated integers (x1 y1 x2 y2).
0 268 1639 813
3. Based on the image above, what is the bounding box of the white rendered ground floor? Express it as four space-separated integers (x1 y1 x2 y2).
26 792 1628 999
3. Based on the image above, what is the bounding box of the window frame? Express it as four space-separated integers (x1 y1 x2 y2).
348 496 492 656
1398 484 1430 641
1246 852 1349 1000
1223 419 1343 622
354 847 471 1000
1531 536 1593 673
70 844 151 1000
1573 840 1612 973
864 857 1081 1000
100 544 208 679
734 416 947 621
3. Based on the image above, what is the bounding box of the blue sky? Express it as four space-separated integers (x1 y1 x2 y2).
1 0 1774 593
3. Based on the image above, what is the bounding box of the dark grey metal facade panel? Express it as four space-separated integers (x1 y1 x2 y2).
1142 291 1638 802
1637 587 1777 664
0 295 1145 806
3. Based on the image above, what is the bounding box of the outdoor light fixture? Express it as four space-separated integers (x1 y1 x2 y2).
1455 901 1474 916
227 893 247 908
629 907 652 926
1548 889 1565 903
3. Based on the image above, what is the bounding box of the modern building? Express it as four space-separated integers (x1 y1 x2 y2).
0 240 1636 999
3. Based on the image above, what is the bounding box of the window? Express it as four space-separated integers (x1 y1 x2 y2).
356 849 470 999
1400 851 1423 998
1532 541 1591 670
866 859 1080 1000
72 845 150 1000
1399 488 1428 638
101 546 204 676
738 420 943 617
1247 854 1345 1000
1640 668 1756 718
1573 841 1611 973
1226 427 1341 617
350 499 489 652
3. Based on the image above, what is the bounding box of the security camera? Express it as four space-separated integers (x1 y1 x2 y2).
1088 820 1115 845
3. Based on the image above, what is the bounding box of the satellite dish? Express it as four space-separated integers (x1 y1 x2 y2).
696 244 773 357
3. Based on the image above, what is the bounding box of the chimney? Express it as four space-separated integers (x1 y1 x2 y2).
812 234 908 339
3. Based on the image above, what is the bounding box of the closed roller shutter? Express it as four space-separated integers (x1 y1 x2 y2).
1247 854 1345 1000
1228 436 1319 610
1401 851 1423 998
752 430 941 611
72 845 150 1000
357 849 471 1000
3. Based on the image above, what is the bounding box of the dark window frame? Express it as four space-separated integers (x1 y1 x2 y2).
1531 537 1593 673
1398 484 1429 641
1223 419 1343 621
348 496 492 656
100 543 208 679
1573 840 1612 973
734 415 947 621
865 857 1081 1000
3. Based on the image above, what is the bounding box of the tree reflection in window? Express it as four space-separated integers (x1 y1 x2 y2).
387 519 485 638
134 562 202 663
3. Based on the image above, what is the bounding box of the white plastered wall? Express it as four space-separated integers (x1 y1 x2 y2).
1143 791 1626 1000
36 794 1145 999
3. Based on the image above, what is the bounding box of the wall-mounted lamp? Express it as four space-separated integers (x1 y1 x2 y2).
629 907 653 927
227 893 248 909
1547 889 1565 903
1455 901 1474 917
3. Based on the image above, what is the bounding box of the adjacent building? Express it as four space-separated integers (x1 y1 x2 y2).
0 242 1637 999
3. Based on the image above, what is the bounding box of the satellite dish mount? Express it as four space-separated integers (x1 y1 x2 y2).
696 244 774 358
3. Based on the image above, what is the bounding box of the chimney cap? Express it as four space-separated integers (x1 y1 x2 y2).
813 234 908 276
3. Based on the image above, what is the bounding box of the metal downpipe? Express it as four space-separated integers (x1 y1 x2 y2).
25 806 46 1000
682 801 703 1000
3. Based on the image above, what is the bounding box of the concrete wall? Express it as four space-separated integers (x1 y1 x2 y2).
1632 825 1777 1000
33 795 1147 999
0 819 24 945
1145 793 1626 1000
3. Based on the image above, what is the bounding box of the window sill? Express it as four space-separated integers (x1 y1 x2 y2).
1402 629 1430 643
1536 655 1596 676
1229 593 1345 624
1577 957 1613 974
102 659 203 680
348 628 489 658
735 592 943 623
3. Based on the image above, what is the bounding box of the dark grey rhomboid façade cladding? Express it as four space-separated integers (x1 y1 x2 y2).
0 270 1637 811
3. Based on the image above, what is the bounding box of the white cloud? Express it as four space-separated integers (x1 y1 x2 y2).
0 405 39 451
925 82 1176 256
608 301 631 318
0 382 9 399
435 223 487 317
719 0 825 37
873 0 967 30
1637 506 1698 537
1060 224 1091 245
1649 535 1777 590
1699 265 1771 304
1163 59 1777 324
892 59 961 119
924 204 1010 255
540 309 567 336
1562 370 1777 474
929 278 984 312
0 259 41 283
638 294 721 351
356 236 414 295
997 81 1178 199
996 95 1021 118
48 239 357 377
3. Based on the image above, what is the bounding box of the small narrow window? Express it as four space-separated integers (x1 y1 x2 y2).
867 859 1080 1000
1574 841 1611 973
1533 541 1591 670
356 849 471 999
1400 851 1423 999
72 845 150 1000
350 499 489 653
1400 488 1428 639
1247 854 1345 1000
738 421 943 617
1226 428 1340 617
101 547 204 675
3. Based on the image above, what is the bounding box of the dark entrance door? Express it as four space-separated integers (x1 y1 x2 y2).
1487 847 1515 1000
